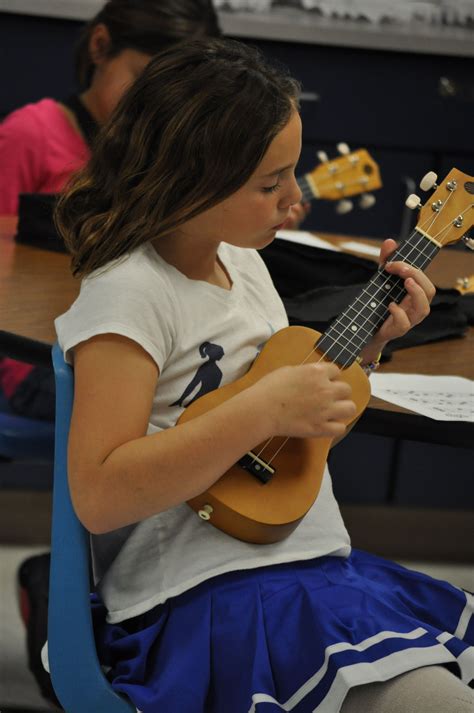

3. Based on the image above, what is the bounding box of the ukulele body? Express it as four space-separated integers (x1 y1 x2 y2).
178 325 371 544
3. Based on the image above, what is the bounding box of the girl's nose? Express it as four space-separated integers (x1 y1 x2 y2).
279 174 303 210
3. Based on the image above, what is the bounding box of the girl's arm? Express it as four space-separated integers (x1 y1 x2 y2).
68 333 355 534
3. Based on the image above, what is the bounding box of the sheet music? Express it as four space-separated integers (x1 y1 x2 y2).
370 373 474 422
275 229 340 251
338 240 380 257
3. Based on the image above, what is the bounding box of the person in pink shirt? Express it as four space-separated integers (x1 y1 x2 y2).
0 98 90 215
0 0 222 421
0 0 222 216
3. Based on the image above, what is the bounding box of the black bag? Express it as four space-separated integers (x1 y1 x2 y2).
15 193 66 253
18 553 60 708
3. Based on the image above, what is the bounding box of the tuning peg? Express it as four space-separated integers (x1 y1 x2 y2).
419 171 438 191
359 193 376 209
462 236 474 251
337 142 350 155
405 193 422 210
317 151 328 163
456 277 470 290
336 199 353 214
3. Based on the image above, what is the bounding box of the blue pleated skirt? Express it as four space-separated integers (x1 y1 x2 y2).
92 549 474 713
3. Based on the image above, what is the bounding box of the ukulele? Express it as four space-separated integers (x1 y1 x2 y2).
297 145 382 214
179 168 474 545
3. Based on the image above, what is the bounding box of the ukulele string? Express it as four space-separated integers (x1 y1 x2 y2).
251 196 456 468
417 184 455 238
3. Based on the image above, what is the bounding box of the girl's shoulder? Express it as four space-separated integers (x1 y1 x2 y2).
56 244 177 368
82 243 174 297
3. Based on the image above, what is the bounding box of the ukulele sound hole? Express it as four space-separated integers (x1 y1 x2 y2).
238 451 275 484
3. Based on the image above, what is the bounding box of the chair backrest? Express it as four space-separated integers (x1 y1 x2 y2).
48 343 135 713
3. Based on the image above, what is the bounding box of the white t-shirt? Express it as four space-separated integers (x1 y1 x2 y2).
55 241 351 623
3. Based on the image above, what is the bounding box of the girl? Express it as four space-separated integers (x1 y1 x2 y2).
53 39 473 713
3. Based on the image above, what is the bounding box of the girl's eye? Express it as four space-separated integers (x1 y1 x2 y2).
262 182 281 194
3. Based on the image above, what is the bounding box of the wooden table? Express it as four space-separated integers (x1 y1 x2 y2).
1 217 473 445
0 216 78 365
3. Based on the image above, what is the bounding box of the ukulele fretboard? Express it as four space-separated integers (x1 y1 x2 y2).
316 230 440 367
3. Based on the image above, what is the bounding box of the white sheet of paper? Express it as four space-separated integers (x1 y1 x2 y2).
339 240 380 257
276 229 340 251
370 373 474 422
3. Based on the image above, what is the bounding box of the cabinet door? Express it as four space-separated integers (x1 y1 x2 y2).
0 13 79 117
298 143 434 239
328 432 395 504
248 38 474 154
394 441 474 509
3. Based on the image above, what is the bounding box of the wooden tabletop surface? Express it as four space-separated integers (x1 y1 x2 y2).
0 216 78 344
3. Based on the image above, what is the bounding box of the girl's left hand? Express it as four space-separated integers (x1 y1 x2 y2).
360 238 436 362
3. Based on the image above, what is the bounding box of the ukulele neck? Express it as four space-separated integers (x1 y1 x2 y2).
297 174 317 203
316 230 441 367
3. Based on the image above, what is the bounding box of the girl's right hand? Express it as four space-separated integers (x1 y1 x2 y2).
254 362 357 440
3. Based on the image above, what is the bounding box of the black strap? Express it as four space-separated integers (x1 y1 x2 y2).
61 94 98 146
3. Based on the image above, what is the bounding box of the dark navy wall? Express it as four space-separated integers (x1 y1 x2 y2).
0 12 81 118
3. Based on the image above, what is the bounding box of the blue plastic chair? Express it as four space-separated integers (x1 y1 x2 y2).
48 343 135 713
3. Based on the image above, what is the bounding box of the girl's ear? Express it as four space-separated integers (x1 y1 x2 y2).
88 23 112 66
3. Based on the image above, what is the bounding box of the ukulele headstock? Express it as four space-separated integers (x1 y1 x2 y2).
305 146 382 204
406 169 474 248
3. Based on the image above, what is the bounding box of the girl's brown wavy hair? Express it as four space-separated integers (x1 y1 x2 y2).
56 38 300 277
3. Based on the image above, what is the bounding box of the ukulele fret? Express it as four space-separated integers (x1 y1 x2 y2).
297 175 315 202
394 231 440 269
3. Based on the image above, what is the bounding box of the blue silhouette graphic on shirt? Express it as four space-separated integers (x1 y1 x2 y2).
170 341 225 408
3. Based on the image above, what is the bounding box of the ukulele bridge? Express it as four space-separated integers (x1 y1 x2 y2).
238 451 275 484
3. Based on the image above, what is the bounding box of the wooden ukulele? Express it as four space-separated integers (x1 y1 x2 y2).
297 145 382 214
179 168 474 545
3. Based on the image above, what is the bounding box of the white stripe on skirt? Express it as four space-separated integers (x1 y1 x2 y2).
454 591 474 640
248 627 432 712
